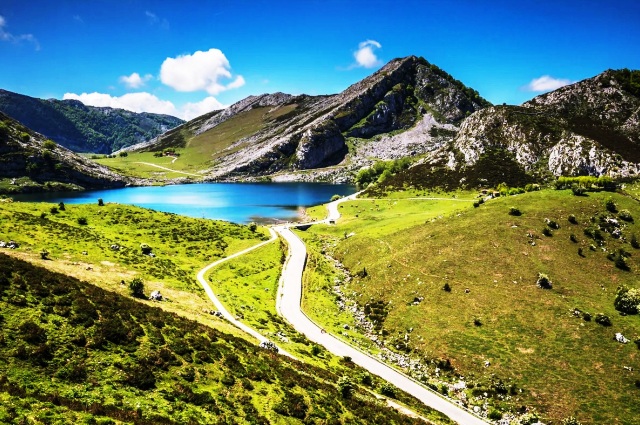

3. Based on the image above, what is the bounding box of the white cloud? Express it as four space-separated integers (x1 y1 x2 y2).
181 96 226 120
63 92 225 120
353 40 382 68
0 15 40 50
525 75 573 92
160 48 245 95
119 72 153 89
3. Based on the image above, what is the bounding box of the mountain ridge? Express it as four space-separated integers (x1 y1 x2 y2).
0 89 184 154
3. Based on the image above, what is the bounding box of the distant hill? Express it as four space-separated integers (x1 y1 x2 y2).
0 111 130 193
0 89 184 154
123 56 491 181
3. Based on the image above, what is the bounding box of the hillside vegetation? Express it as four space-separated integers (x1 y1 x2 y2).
0 112 130 194
0 254 428 424
0 89 183 154
302 188 640 424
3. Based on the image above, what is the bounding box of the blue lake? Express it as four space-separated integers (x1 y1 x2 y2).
13 183 356 224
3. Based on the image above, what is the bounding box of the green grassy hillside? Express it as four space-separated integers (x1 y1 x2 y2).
0 253 428 424
302 189 640 424
96 105 298 180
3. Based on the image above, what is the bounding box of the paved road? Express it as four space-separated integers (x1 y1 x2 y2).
195 228 295 358
274 195 487 425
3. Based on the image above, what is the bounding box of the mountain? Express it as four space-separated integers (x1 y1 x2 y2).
442 69 640 180
0 89 184 154
0 111 130 193
124 56 491 181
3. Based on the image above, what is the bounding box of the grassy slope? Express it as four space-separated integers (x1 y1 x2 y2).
302 190 640 424
94 105 297 180
0 254 426 425
0 200 270 338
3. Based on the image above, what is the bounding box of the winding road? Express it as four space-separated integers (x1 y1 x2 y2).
195 228 295 358
273 194 488 425
197 193 487 424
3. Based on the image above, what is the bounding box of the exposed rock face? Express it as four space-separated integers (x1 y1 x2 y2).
131 56 491 180
0 89 183 154
446 69 640 178
0 112 131 192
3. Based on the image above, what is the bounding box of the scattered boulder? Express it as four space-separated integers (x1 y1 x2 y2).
110 244 120 251
259 340 279 353
615 333 629 344
149 290 163 301
7 241 19 249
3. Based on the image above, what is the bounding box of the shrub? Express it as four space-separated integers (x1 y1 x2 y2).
128 277 145 298
119 151 128 157
140 243 152 255
337 376 355 398
618 209 633 222
561 417 582 425
568 214 577 224
508 207 522 216
632 234 640 249
39 249 49 260
43 139 56 150
443 282 451 292
605 198 618 213
98 198 104 206
582 312 591 321
49 206 58 214
595 313 612 326
571 185 586 196
536 273 552 289
58 202 65 211
614 286 640 314
330 194 342 202
248 222 257 232
77 217 88 225
473 317 482 326
40 212 47 219
520 412 540 425
578 247 584 257
542 228 553 237
360 373 372 386
545 218 560 229
311 345 321 356
473 201 480 208
614 253 630 271
570 234 578 243
488 408 503 420
379 383 396 398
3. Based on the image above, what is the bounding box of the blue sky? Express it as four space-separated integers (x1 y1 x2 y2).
1 0 639 120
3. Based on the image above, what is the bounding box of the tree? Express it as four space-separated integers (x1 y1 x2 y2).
98 198 104 206
119 151 128 157
128 277 145 298
614 286 640 314
248 222 257 232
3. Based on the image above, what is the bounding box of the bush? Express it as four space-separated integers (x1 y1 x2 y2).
632 234 640 249
43 140 56 150
360 373 372 386
337 376 355 398
536 273 552 289
487 408 503 420
508 207 522 216
39 249 49 260
49 206 58 214
330 194 342 202
570 234 578 243
568 214 577 224
595 313 612 326
571 185 586 196
443 282 451 292
98 198 104 206
311 345 321 356
77 217 88 225
140 243 152 255
545 218 560 229
58 202 65 211
128 277 145 298
614 286 640 314
618 209 633 222
473 317 482 326
520 412 540 425
119 151 128 157
561 417 582 425
473 201 480 208
605 198 618 213
542 228 553 237
248 222 257 232
379 383 396 398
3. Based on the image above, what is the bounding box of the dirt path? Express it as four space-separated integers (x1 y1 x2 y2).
134 161 201 177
